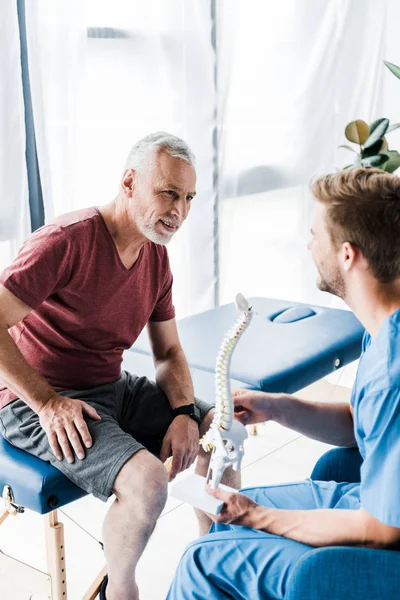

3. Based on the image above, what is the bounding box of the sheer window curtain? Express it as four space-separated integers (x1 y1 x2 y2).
216 0 394 389
25 0 217 318
19 0 398 321
217 0 389 308
0 1 31 270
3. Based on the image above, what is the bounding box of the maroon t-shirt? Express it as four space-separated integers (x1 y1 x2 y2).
0 207 175 408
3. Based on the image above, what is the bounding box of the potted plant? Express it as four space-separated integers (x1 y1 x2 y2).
339 61 400 173
340 118 400 172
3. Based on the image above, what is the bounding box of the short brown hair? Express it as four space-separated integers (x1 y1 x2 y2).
311 168 400 282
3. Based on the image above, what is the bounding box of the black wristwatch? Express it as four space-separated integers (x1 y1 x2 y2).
172 403 201 424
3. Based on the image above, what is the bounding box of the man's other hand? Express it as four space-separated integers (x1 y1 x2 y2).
38 394 101 463
160 415 199 481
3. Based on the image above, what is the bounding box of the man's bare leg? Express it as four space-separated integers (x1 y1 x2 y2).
102 450 168 600
195 409 241 535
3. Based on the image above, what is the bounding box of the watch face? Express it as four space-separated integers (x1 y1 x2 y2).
174 404 201 422
192 405 201 422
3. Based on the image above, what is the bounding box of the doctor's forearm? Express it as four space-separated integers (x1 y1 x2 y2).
271 396 356 446
248 506 400 549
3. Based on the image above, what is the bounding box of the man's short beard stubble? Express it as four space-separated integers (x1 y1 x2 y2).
317 267 346 299
138 212 181 246
140 222 172 246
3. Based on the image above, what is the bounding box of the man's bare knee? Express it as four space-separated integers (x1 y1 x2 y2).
113 449 168 513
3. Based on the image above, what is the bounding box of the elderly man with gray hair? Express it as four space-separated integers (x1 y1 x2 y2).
0 132 229 599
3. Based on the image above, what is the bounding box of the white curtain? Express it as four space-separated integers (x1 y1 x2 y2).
217 0 389 307
0 0 31 270
25 0 87 225
25 0 217 318
21 0 400 319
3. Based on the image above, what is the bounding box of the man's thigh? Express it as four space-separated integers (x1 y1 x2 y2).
183 480 359 600
167 528 312 600
239 479 360 511
172 481 342 600
116 371 213 455
0 384 145 502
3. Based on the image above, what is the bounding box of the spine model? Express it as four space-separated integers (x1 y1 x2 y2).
201 294 253 488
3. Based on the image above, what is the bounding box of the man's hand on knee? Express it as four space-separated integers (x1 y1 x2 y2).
38 394 101 463
160 415 199 481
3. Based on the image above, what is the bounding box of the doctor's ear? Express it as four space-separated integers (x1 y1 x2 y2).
342 241 366 272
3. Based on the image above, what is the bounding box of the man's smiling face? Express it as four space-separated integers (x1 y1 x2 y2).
130 150 196 245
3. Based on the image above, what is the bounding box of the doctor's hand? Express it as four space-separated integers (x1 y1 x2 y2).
160 415 199 482
207 487 264 528
38 393 101 464
233 389 281 425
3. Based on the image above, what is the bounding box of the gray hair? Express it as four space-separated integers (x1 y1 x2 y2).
124 131 195 173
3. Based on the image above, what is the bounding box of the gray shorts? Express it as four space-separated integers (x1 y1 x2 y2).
0 371 212 502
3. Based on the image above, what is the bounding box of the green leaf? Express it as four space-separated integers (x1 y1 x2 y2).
383 150 400 173
338 144 357 154
381 137 389 152
386 122 400 134
361 139 384 157
345 120 369 145
384 60 400 80
363 118 390 149
360 153 389 168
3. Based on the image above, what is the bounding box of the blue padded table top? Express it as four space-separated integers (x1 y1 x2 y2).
131 297 364 394
0 435 86 514
0 297 364 515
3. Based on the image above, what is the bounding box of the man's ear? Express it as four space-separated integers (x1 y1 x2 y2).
342 241 367 273
121 169 135 197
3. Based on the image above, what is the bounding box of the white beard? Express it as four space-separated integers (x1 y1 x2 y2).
139 221 173 245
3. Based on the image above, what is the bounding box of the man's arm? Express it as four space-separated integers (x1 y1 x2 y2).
147 318 194 410
253 506 400 548
0 284 101 462
209 488 400 549
147 319 199 479
233 389 356 447
0 284 56 409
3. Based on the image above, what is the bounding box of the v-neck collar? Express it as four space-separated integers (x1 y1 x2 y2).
94 207 146 273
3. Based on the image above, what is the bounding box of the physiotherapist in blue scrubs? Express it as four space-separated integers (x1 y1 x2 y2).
167 167 400 599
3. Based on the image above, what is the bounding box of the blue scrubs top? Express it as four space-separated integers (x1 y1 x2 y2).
351 308 400 527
